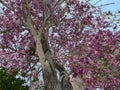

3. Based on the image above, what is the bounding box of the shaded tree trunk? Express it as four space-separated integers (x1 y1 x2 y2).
22 0 73 89
35 34 73 90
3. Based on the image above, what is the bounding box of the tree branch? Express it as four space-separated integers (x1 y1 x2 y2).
23 0 38 36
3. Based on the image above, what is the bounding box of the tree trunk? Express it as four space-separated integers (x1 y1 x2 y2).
22 0 73 89
35 34 73 90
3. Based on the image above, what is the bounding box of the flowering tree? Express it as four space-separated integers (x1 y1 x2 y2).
0 0 120 90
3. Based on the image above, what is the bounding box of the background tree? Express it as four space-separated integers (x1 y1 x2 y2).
0 0 120 90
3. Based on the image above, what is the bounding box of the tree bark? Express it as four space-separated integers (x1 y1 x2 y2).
35 34 73 90
22 0 73 89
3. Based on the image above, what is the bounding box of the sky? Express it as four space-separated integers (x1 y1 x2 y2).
0 0 119 12
93 0 120 12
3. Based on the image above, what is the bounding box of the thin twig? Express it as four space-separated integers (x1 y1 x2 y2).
98 3 115 7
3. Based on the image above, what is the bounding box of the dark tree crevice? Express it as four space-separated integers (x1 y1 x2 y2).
41 35 73 90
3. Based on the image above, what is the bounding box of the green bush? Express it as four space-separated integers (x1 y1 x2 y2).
0 67 28 90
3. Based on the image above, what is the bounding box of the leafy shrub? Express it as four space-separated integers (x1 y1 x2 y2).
0 67 28 90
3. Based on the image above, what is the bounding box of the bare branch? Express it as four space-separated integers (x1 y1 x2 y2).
54 0 66 8
93 0 102 5
23 0 38 36
98 2 115 7
0 0 14 11
0 30 11 34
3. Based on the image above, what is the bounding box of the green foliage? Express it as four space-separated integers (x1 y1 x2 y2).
31 76 39 82
29 46 35 55
39 85 46 90
0 67 28 90
118 10 120 13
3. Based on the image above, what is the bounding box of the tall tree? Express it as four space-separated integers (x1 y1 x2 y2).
0 0 120 90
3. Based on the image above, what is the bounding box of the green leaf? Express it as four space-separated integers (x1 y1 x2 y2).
29 47 35 55
108 17 110 19
32 76 39 82
118 11 120 13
